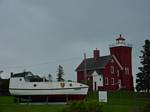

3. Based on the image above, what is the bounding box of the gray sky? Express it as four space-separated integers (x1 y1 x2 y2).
0 0 150 86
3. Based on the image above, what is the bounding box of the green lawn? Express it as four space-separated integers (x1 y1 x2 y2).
87 91 150 112
0 91 150 112
0 96 65 112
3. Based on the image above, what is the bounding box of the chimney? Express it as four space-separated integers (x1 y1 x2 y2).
93 48 100 60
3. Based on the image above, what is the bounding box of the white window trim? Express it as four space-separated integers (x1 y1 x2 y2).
117 70 119 77
118 79 121 89
105 77 108 85
111 78 114 85
118 79 121 85
125 67 129 75
111 59 114 63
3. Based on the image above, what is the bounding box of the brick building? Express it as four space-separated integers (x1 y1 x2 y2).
76 35 134 91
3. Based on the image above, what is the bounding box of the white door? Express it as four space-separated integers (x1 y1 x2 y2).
92 71 103 91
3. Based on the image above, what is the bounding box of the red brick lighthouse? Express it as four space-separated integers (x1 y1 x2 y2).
110 34 134 91
76 35 134 91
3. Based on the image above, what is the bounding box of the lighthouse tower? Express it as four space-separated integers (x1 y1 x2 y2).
110 34 134 91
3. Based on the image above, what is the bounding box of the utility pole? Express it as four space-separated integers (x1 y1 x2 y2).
84 53 87 80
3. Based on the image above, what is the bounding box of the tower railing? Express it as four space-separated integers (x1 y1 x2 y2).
109 43 132 48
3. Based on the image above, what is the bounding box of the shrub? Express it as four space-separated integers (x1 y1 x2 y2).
62 100 103 112
143 103 150 112
87 100 103 112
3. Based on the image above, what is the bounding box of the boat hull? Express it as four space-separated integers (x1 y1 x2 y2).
9 75 89 102
15 94 86 102
9 86 88 96
10 87 88 102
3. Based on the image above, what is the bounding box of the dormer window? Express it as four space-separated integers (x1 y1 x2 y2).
111 59 114 63
110 66 114 74
117 70 119 77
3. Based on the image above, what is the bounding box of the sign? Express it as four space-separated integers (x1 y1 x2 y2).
99 91 107 102
60 82 65 88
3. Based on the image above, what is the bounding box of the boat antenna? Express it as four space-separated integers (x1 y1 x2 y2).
23 69 26 72
84 53 87 80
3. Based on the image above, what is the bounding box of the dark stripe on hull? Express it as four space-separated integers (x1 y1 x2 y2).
9 87 88 90
15 95 86 102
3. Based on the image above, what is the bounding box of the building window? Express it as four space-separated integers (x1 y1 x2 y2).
111 78 114 85
125 67 129 75
111 59 114 63
110 66 114 74
117 70 119 77
105 77 108 85
118 79 121 84
118 79 121 89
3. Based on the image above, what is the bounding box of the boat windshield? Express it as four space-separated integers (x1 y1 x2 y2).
24 75 44 82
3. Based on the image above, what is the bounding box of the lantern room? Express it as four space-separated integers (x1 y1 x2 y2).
116 34 126 45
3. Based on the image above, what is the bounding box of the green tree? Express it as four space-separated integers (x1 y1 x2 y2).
56 65 64 81
136 40 150 94
0 79 10 95
0 70 4 79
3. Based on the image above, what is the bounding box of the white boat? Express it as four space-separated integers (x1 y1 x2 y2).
9 72 89 102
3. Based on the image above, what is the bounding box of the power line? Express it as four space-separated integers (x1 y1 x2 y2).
0 56 82 70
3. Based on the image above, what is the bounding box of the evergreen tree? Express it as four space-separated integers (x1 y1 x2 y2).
0 70 4 79
47 74 52 82
136 40 150 94
56 65 64 81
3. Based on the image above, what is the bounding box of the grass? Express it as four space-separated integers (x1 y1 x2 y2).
0 91 150 112
0 96 65 112
0 104 64 112
87 91 150 112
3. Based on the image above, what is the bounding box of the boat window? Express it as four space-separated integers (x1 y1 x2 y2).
33 84 37 87
27 72 34 76
24 77 30 82
69 83 72 87
19 78 22 81
24 75 43 82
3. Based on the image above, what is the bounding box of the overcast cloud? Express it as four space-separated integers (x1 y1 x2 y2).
0 0 150 86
